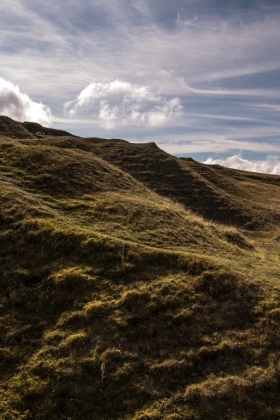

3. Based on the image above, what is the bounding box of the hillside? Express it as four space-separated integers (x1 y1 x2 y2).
22 121 78 138
0 115 36 139
1 116 280 420
35 135 280 230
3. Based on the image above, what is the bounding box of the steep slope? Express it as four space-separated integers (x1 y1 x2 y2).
83 140 267 229
180 158 280 228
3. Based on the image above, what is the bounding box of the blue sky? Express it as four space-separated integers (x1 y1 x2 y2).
1 0 280 173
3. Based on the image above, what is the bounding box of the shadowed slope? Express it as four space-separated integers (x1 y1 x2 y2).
180 157 280 193
22 121 78 138
180 158 280 226
87 140 267 229
0 115 35 139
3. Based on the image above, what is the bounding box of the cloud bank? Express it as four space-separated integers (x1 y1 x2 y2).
64 80 182 129
0 77 53 126
204 154 280 175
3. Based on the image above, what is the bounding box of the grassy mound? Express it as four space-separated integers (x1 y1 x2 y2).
0 141 149 197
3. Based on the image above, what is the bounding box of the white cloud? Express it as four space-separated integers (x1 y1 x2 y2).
0 77 53 126
204 154 280 175
64 80 182 129
32 22 49 40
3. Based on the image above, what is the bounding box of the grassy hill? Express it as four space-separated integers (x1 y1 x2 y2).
0 116 36 139
22 121 78 138
1 116 280 420
34 134 280 230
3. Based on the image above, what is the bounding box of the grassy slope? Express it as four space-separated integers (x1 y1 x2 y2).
1 121 280 419
0 116 36 139
37 135 280 229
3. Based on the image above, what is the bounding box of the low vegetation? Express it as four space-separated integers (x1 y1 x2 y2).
0 116 280 419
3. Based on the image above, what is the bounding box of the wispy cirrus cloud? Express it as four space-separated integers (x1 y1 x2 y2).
0 77 53 125
64 80 182 129
2 0 280 98
183 85 280 98
159 129 280 155
1 0 280 171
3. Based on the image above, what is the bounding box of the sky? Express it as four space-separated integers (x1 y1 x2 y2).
1 0 280 173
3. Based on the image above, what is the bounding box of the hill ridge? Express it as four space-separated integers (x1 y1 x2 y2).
0 115 36 139
1 115 280 229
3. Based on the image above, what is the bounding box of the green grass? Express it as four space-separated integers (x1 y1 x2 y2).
1 121 280 419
